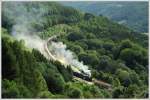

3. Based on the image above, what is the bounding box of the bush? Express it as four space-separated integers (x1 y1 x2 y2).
54 61 73 82
44 68 65 93
2 79 20 98
120 48 143 69
120 39 133 50
68 32 85 41
2 79 31 98
37 91 53 98
113 86 124 98
115 69 131 87
68 87 83 98
79 53 99 66
64 83 83 98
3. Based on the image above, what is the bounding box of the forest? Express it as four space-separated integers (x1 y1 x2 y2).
2 2 148 98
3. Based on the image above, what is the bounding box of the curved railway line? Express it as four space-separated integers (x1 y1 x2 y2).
43 35 112 90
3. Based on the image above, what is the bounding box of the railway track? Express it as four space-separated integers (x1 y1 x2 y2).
43 35 82 73
43 35 112 90
44 35 57 60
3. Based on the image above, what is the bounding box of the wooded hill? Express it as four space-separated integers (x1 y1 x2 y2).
2 2 148 98
61 1 148 33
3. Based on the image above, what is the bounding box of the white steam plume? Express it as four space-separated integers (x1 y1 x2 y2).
3 2 91 76
50 42 91 76
15 34 45 54
3 2 46 54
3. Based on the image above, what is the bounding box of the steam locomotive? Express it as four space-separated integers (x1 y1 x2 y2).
73 71 92 82
72 68 112 90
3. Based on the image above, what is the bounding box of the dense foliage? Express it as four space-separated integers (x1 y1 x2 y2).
2 2 148 98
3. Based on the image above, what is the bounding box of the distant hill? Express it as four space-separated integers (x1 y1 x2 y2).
60 1 148 33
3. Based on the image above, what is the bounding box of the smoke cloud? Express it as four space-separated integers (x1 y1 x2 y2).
3 2 91 76
2 2 46 53
50 42 91 76
15 34 45 54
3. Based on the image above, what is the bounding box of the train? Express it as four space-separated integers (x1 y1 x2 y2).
73 71 92 82
72 68 112 90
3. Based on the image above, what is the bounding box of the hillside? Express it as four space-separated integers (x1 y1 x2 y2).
2 2 148 98
60 1 148 33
